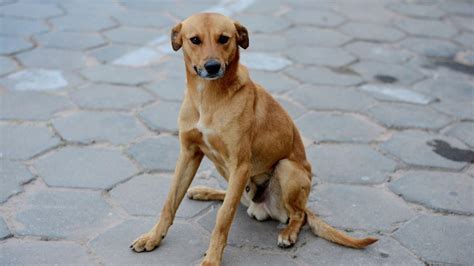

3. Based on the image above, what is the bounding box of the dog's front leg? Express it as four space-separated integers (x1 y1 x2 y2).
202 164 249 266
131 147 203 252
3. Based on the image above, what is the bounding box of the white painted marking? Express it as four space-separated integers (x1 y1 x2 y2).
7 69 68 91
240 52 292 71
360 84 434 105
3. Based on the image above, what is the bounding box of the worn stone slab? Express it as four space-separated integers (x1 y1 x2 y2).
340 22 405 42
445 122 474 148
104 27 162 45
394 215 474 265
296 233 422 266
0 57 17 76
289 85 374 112
50 14 116 32
286 46 355 67
394 18 458 38
387 2 445 18
139 101 181 133
5 69 68 91
0 2 62 19
89 43 140 63
285 26 351 47
127 136 180 171
285 9 345 27
0 240 92 264
413 78 473 102
110 174 213 218
440 1 474 15
0 17 49 36
144 78 186 101
381 130 469 170
113 10 175 28
198 205 281 249
15 190 118 239
351 61 424 85
250 71 299 94
276 98 307 119
53 111 147 145
17 48 89 71
367 103 452 130
296 112 384 143
90 219 207 265
0 160 34 203
250 34 289 52
0 36 33 55
399 37 460 58
307 144 397 184
432 101 473 120
70 84 154 110
0 91 73 120
454 33 474 49
286 66 363 86
234 14 290 33
241 52 292 71
450 15 474 32
344 41 412 64
390 171 474 215
359 84 435 104
0 216 10 239
223 247 297 265
0 124 60 160
309 184 415 231
35 31 106 50
80 65 157 85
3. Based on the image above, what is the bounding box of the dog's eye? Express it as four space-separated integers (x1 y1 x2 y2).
190 37 201 45
218 35 229 44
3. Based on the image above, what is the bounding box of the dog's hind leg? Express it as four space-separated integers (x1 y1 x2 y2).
187 186 225 201
274 159 311 248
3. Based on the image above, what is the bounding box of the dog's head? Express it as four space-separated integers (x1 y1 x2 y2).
170 13 248 80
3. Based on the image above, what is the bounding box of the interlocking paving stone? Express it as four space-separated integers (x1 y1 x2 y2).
250 71 299 94
399 37 460 58
0 91 73 120
80 65 157 85
340 22 405 42
15 190 118 239
50 14 117 32
387 2 445 18
454 33 474 49
127 136 180 171
0 17 49 36
289 85 374 112
0 2 63 19
381 130 469 170
445 122 474 148
295 233 422 265
240 52 292 71
198 205 281 249
0 56 17 76
276 98 306 119
439 1 474 16
286 46 355 67
138 101 181 133
89 43 141 63
285 26 351 47
296 112 384 143
286 66 363 86
5 69 68 91
34 146 137 189
450 15 474 32
223 247 297 265
307 144 397 184
17 48 90 71
250 34 289 52
334 4 395 23
0 160 34 203
234 14 290 33
359 84 435 104
394 215 474 265
113 10 175 28
432 101 473 120
53 111 147 145
308 184 415 231
0 124 60 160
110 173 213 218
344 41 412 64
104 27 162 45
0 36 33 55
390 171 474 215
0 240 93 264
90 219 207 265
70 84 154 110
413 78 473 102
0 216 10 239
367 103 452 130
144 78 186 101
35 31 106 50
285 9 345 27
351 61 424 85
394 18 458 38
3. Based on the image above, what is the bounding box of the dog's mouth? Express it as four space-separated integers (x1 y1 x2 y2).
194 66 225 80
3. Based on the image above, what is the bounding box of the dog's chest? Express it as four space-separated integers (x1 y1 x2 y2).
195 117 225 163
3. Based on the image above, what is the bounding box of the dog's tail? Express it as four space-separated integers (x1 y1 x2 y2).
305 209 377 249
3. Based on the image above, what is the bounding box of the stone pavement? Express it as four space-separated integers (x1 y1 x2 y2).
0 0 473 265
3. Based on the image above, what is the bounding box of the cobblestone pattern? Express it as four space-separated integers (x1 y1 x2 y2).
0 0 473 265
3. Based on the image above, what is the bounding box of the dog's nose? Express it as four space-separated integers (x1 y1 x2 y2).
204 60 221 75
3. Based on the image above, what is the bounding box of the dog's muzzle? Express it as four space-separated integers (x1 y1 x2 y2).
195 59 225 80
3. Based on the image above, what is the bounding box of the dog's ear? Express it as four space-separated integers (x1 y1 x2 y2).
234 21 249 49
171 22 183 51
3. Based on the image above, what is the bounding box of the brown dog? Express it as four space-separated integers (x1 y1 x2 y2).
130 13 377 265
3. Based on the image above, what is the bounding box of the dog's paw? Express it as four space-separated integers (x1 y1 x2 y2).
277 231 297 248
130 232 162 252
200 259 220 266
